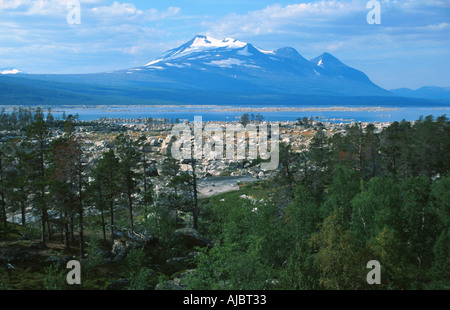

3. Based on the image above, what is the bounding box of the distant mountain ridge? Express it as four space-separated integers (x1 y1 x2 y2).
0 35 448 106
390 86 450 101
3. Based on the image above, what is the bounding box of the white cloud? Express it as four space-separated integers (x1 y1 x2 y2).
91 2 180 22
427 22 450 30
91 1 143 17
0 0 102 15
0 0 180 21
383 0 450 9
207 1 365 37
0 0 29 10
0 1 182 73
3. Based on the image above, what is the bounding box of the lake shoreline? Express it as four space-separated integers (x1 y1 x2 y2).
1 104 449 123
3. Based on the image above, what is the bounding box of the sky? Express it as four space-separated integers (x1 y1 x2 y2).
0 0 449 90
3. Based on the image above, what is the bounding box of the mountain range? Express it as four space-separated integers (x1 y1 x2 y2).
390 86 450 101
0 35 448 106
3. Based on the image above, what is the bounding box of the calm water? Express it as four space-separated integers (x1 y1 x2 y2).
47 105 450 123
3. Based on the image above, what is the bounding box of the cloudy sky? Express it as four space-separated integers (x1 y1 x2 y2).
0 0 449 89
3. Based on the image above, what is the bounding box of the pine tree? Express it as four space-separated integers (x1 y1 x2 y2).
96 149 120 245
115 134 141 234
26 110 50 243
0 141 7 234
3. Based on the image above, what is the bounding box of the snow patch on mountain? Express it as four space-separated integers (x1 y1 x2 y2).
146 66 164 70
317 59 324 68
205 58 260 69
161 35 249 62
144 59 163 67
166 63 186 68
1 68 22 74
255 47 275 55
206 58 246 68
191 36 246 49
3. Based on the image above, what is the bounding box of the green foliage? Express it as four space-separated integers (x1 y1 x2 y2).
430 229 450 289
83 235 104 280
240 113 250 126
279 240 319 290
125 247 154 290
145 201 178 243
350 176 402 243
366 226 413 289
400 176 438 281
127 267 153 290
185 239 273 290
311 208 368 289
284 182 321 242
125 247 147 275
43 263 67 290
186 188 286 290
430 173 450 228
322 164 361 221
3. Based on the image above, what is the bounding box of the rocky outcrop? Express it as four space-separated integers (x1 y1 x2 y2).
173 228 213 249
155 269 196 290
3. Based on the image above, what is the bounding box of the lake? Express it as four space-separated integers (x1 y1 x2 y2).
44 105 450 123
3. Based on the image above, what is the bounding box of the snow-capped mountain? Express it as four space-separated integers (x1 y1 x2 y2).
1 35 401 106
114 34 387 96
143 35 273 67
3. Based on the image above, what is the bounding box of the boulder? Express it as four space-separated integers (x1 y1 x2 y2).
155 269 195 290
165 252 199 274
174 228 213 249
147 163 159 177
160 137 171 155
111 239 129 260
148 137 158 146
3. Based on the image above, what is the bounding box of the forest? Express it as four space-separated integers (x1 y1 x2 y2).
0 107 449 290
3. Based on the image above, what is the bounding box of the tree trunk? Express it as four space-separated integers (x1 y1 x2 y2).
64 212 70 250
70 214 74 242
142 152 147 194
0 155 7 234
79 206 84 257
127 190 134 234
109 167 115 246
101 207 106 242
109 200 114 246
47 213 51 241
97 177 106 242
41 208 47 244
40 140 49 244
21 201 26 226
59 211 64 242
191 160 199 230
78 167 84 258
